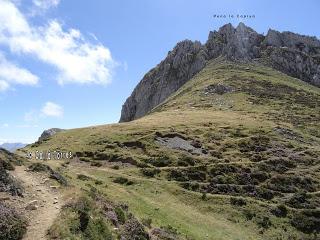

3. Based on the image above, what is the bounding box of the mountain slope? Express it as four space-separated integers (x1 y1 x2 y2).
0 143 27 152
120 23 320 122
19 59 320 239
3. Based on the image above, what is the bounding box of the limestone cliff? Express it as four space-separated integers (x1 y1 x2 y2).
120 23 320 122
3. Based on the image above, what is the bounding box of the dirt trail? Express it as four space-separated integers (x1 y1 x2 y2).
11 166 63 240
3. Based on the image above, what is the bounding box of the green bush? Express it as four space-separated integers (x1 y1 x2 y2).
141 218 152 228
84 217 113 240
91 161 102 167
111 165 120 170
115 206 126 224
141 168 160 177
230 197 246 206
291 209 320 234
48 196 113 240
257 216 272 229
271 204 288 218
177 156 195 166
77 174 92 181
146 156 172 167
113 177 134 185
28 162 50 172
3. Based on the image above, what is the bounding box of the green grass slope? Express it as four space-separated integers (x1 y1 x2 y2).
20 59 320 239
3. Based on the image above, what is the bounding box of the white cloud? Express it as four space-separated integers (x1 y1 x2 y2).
0 80 9 91
30 0 60 16
0 0 114 86
0 53 39 91
41 101 63 117
33 0 60 10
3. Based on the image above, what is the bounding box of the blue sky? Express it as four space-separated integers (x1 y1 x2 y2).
0 0 319 144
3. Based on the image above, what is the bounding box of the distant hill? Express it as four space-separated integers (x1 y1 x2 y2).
0 143 27 152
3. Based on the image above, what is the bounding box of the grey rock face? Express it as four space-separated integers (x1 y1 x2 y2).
120 23 320 122
38 128 64 142
266 47 320 86
263 29 320 55
120 40 208 122
205 23 264 60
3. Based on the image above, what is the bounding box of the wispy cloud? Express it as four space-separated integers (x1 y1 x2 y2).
41 101 63 118
33 0 60 10
24 101 63 124
29 0 61 16
0 0 115 88
0 53 39 91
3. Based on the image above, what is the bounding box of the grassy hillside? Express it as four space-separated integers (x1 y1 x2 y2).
19 59 320 239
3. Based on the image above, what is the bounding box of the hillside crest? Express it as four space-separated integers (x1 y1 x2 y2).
120 23 320 122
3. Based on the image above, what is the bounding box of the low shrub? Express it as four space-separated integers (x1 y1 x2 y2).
141 168 160 178
257 216 272 229
28 163 51 172
230 197 247 206
146 156 172 167
177 156 195 167
0 203 27 240
113 177 134 185
115 206 126 224
291 209 320 234
141 218 152 228
91 161 102 167
271 204 288 218
77 174 93 181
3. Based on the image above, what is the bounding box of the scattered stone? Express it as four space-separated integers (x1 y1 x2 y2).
0 197 10 201
156 135 207 155
25 200 38 210
204 83 234 95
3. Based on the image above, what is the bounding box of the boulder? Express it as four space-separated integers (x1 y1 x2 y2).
25 200 38 210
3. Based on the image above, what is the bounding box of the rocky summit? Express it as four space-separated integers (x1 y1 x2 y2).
120 23 320 122
38 128 65 142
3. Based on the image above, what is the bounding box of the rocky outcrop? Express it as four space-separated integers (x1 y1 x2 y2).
38 128 64 142
120 40 207 122
205 23 264 60
120 23 320 122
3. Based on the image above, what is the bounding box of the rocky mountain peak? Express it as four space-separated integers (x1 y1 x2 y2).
120 23 320 122
205 22 263 60
38 128 65 142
